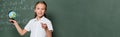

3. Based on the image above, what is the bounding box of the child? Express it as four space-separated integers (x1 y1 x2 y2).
9 1 53 37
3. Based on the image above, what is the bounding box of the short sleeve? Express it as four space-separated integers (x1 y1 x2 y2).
46 20 53 31
24 20 31 31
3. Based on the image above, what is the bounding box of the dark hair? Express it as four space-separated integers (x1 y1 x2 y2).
34 1 47 18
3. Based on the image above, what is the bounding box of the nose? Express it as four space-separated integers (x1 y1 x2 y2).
38 9 42 12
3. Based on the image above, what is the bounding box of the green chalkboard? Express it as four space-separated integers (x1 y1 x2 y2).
1 0 120 37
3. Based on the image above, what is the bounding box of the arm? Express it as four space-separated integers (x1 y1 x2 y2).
9 19 27 36
45 30 52 37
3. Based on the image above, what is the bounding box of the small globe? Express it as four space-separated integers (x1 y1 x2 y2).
8 11 16 18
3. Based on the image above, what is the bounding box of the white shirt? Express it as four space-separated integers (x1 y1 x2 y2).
24 16 53 37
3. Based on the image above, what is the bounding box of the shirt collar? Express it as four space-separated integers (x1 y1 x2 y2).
34 16 45 21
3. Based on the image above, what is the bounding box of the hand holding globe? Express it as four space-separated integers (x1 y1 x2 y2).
8 10 16 23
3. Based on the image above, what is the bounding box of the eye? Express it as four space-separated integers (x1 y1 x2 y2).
41 8 45 10
37 8 40 10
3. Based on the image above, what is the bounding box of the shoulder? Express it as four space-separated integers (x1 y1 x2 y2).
28 18 36 22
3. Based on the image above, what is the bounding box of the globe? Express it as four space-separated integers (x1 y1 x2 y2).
8 11 16 19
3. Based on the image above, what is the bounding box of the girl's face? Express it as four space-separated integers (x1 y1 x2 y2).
34 3 46 18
